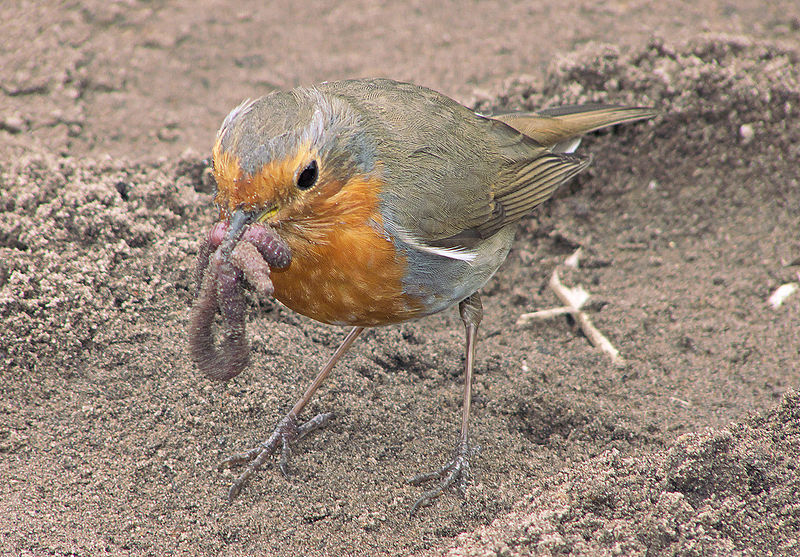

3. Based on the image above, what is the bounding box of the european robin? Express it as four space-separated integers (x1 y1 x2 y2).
195 78 655 513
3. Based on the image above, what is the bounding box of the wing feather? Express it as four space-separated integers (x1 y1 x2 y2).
326 81 654 258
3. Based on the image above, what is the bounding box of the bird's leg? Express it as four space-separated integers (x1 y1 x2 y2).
220 326 364 500
409 292 482 515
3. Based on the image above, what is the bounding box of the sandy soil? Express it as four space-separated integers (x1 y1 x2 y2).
2 2 799 556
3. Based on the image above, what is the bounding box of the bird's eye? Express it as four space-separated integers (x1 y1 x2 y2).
296 160 318 190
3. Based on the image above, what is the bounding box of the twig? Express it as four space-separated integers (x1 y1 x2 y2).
517 249 624 366
516 306 573 322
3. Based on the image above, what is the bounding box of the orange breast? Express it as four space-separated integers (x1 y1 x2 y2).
269 175 424 327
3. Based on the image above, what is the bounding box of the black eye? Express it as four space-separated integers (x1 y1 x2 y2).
296 160 318 190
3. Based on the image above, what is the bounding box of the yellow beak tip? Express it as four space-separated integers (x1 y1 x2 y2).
258 207 279 222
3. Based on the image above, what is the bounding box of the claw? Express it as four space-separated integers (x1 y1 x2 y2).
279 436 292 478
408 441 480 516
222 412 335 500
218 446 262 469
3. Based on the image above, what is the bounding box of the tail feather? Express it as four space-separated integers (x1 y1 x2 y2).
493 105 657 148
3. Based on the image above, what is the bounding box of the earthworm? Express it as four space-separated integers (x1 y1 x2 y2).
230 241 274 299
195 221 230 293
241 224 292 269
189 222 291 382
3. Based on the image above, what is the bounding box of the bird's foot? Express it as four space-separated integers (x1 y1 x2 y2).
219 412 334 500
408 440 480 515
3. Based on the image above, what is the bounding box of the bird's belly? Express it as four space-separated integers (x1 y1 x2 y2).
270 224 424 327
270 223 515 326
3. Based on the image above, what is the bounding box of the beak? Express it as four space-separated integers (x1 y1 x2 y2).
256 205 279 223
226 209 250 243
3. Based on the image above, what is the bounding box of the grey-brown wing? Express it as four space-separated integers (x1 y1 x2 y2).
473 151 591 240
318 79 517 243
318 80 644 252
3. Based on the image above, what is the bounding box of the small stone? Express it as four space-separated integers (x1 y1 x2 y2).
739 123 754 144
1 115 25 134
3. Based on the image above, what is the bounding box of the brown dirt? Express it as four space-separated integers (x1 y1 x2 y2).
2 3 799 556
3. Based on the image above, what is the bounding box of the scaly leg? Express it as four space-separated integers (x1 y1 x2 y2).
409 292 482 515
221 326 364 500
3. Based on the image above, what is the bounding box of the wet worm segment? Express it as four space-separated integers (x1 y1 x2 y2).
189 218 291 381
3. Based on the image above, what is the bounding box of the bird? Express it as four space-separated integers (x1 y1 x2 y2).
200 77 655 513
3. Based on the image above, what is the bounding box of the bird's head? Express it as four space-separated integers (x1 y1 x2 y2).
210 88 380 245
